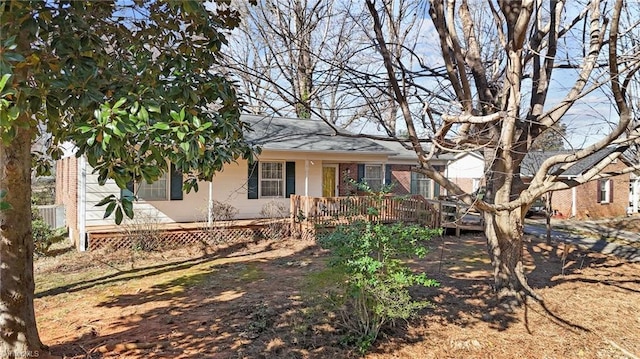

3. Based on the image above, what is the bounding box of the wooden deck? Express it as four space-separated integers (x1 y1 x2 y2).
84 195 483 250
290 195 484 236
426 199 484 236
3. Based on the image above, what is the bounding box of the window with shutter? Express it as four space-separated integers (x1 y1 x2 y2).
598 179 611 204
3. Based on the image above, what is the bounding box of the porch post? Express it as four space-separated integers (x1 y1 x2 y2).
633 177 639 213
305 160 309 216
78 156 87 251
571 179 577 217
208 181 213 226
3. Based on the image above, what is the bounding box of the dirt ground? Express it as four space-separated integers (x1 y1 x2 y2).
603 216 640 232
35 224 640 359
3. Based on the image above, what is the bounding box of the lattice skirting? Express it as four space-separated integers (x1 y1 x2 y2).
88 223 294 251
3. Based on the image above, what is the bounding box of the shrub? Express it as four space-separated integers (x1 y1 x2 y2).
31 208 65 256
123 211 164 251
317 184 440 353
203 200 239 244
259 201 290 239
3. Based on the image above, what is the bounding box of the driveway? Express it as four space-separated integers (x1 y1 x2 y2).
524 220 640 263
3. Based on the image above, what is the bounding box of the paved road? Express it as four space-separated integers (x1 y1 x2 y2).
524 220 640 263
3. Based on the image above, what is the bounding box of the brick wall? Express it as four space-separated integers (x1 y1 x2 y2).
338 163 358 195
391 164 411 195
549 188 572 217
56 157 79 245
549 161 630 219
451 178 474 194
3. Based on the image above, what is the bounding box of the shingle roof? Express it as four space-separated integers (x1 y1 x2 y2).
520 147 618 177
371 139 456 162
242 115 395 154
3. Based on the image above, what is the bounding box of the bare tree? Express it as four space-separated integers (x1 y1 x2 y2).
221 0 366 124
220 0 431 133
363 0 640 306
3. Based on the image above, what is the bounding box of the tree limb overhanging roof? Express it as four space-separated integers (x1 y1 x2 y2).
520 147 621 178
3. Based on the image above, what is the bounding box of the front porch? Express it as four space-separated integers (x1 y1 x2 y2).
83 195 484 251
290 194 484 236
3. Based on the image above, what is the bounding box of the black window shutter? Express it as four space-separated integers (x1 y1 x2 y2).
286 162 296 198
121 180 134 199
357 164 365 182
434 182 440 198
410 171 417 194
385 165 392 185
609 179 613 202
247 161 259 199
170 164 183 200
597 179 602 203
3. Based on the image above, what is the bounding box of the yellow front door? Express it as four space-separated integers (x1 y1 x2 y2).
322 166 336 197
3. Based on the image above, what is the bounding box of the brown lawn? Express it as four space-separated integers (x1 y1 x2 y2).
35 227 640 359
601 216 640 233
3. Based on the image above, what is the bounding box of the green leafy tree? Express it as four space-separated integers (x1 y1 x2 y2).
0 1 255 356
531 123 567 151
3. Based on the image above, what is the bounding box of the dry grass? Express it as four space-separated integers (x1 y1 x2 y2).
36 232 640 359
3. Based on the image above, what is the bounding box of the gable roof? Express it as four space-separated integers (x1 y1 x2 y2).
242 114 393 154
520 147 618 177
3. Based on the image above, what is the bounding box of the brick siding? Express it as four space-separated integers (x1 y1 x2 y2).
56 157 79 246
548 160 630 219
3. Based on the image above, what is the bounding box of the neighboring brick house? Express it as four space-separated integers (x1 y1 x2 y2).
521 148 632 219
55 155 79 247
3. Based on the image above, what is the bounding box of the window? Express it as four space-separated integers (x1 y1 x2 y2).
412 172 431 198
138 173 168 201
363 165 383 191
247 161 295 199
598 179 612 204
122 164 183 201
260 162 284 197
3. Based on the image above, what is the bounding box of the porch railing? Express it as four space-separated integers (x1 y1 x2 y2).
290 194 439 228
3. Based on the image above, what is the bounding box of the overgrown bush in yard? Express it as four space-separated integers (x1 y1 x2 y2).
123 212 164 251
317 184 441 353
203 200 239 244
31 208 65 256
259 201 290 239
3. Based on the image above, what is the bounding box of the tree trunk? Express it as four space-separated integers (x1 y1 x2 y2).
484 208 530 308
0 124 45 357
545 193 553 245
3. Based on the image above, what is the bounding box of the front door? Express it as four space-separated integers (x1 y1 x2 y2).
322 166 337 197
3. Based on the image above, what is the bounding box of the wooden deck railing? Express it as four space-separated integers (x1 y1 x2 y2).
290 194 439 228
290 195 485 237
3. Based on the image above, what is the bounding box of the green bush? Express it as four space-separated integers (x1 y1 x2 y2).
317 185 440 353
31 208 65 255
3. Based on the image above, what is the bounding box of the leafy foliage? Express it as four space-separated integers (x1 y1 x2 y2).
0 0 258 223
31 208 65 256
318 184 440 353
0 189 10 211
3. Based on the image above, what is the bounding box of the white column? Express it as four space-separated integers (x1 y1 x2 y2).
78 156 87 251
633 177 639 213
305 160 309 197
571 180 577 218
304 160 309 216
207 181 213 226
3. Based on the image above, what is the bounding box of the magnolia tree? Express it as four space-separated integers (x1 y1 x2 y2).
362 0 640 305
0 1 256 356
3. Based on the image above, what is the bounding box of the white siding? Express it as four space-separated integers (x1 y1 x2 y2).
83 151 388 227
447 154 484 178
210 159 322 219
